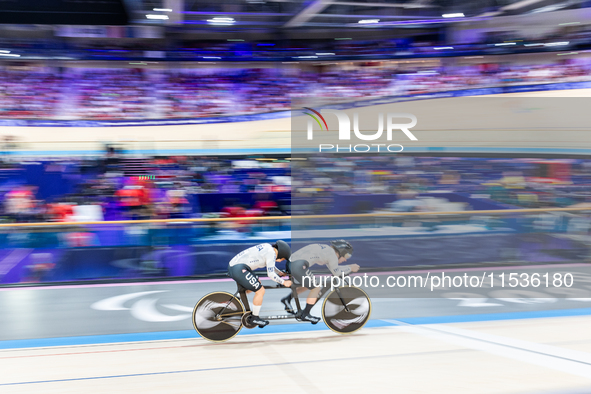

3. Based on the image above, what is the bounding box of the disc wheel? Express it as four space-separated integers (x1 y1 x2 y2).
192 291 245 342
321 286 371 334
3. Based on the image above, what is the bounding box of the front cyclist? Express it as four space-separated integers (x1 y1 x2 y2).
281 240 359 323
228 240 292 327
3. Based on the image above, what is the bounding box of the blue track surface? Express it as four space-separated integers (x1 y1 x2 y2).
3 308 591 350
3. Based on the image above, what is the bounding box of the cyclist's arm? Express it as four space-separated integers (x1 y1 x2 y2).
265 253 285 285
330 265 352 276
274 267 287 277
326 255 352 276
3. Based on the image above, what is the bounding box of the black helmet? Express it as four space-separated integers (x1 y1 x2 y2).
273 240 291 261
330 240 353 259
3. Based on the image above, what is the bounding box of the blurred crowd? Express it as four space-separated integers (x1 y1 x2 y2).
293 156 591 213
0 155 290 223
0 70 63 119
73 69 155 120
0 60 587 120
2 155 591 223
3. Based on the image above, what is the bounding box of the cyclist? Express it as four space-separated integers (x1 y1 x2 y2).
281 240 359 323
228 240 292 327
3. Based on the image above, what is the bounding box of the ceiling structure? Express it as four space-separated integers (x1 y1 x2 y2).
0 0 586 39
122 0 590 31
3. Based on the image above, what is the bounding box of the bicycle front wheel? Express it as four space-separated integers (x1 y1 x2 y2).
193 291 245 342
321 286 371 334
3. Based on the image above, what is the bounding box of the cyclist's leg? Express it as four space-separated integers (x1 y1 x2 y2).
281 292 294 313
228 264 268 326
306 287 321 305
281 259 306 312
281 286 309 312
280 259 295 312
252 286 265 316
288 287 320 306
288 260 320 323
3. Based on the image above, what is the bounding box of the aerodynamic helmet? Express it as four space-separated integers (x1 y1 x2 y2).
330 239 353 259
273 240 291 261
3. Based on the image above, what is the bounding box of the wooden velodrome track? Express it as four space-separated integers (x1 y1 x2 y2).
2 87 591 156
3 319 591 394
2 266 591 393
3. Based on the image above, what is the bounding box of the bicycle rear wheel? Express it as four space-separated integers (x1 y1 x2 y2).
193 291 245 342
321 286 371 334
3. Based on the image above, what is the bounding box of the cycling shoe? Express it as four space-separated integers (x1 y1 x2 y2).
248 314 269 328
298 313 320 324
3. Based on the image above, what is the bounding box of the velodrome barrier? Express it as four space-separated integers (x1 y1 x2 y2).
0 207 589 285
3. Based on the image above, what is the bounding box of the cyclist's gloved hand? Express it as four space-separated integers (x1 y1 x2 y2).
283 280 292 288
350 264 360 273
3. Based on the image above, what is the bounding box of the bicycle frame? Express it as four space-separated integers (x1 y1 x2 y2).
214 273 350 321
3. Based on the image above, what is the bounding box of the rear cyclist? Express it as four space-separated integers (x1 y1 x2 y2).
281 240 359 323
228 240 292 327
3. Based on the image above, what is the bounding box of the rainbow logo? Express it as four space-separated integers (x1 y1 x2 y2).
303 107 328 131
